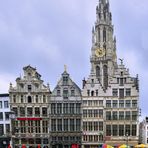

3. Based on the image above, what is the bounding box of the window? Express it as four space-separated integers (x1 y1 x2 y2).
132 100 137 108
51 103 56 114
28 96 32 103
94 122 98 131
88 122 93 131
126 88 131 96
27 108 32 116
0 112 3 120
112 100 118 108
112 89 118 97
103 65 108 89
91 91 94 97
42 120 48 133
13 95 16 103
87 90 90 96
106 100 111 108
96 66 100 77
119 89 124 98
88 110 93 117
63 103 68 114
125 100 131 108
99 122 103 131
125 125 130 136
132 124 137 136
35 107 40 116
132 111 137 120
57 103 62 114
64 119 68 131
6 124 10 134
106 125 111 136
57 90 61 96
119 111 124 120
112 111 118 120
0 101 2 108
96 90 98 96
5 112 9 120
103 27 106 42
28 85 32 91
125 111 131 120
83 110 87 118
42 107 47 116
76 103 81 114
71 90 75 96
57 119 62 131
120 78 124 86
112 125 118 136
43 95 46 103
36 95 38 103
83 122 87 131
63 76 68 85
21 95 23 103
12 107 18 116
99 109 103 118
119 125 124 136
99 100 103 106
106 111 111 120
63 89 68 99
0 124 4 136
70 119 75 131
4 101 9 108
20 107 25 116
76 119 81 131
94 110 98 118
69 103 74 114
119 100 124 108
51 119 56 131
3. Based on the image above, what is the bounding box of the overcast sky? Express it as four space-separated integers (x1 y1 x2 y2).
0 0 148 118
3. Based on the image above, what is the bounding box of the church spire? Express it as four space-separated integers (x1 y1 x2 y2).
90 0 117 90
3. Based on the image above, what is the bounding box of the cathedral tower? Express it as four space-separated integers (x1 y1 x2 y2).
90 0 117 90
82 0 139 147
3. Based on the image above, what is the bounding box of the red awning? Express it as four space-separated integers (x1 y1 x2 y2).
17 118 42 121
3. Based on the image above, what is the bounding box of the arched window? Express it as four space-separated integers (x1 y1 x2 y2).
103 27 106 42
98 28 100 42
103 43 106 50
28 96 32 103
96 66 100 77
91 91 94 97
103 65 108 89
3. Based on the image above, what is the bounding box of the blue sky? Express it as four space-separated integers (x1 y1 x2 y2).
0 0 148 118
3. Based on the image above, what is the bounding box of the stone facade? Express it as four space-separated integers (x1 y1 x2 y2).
49 69 82 148
9 65 50 147
82 0 139 147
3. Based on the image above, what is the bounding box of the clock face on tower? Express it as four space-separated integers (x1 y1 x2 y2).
95 48 106 57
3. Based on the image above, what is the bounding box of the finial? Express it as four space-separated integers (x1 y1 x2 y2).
64 65 67 72
119 58 124 65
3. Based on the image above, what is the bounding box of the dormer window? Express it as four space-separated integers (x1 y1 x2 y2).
71 90 75 96
57 90 61 96
28 85 32 91
63 76 68 85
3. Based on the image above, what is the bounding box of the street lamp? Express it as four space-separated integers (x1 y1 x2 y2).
9 111 16 147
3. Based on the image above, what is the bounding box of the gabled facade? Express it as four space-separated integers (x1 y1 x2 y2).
9 65 50 148
82 0 139 147
49 68 82 148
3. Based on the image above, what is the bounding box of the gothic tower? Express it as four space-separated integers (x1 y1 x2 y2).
90 0 117 90
82 0 139 147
